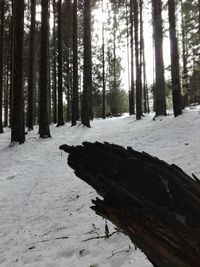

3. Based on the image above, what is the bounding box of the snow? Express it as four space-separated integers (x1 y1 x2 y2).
0 106 200 267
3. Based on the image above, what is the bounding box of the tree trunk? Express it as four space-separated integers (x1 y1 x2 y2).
26 0 36 130
130 0 135 115
57 0 64 127
9 1 14 128
11 0 25 143
152 0 166 116
180 0 188 108
52 0 57 124
0 0 5 133
134 0 142 120
82 0 92 127
66 0 72 122
126 0 131 114
168 0 182 117
60 141 200 267
102 0 106 119
113 8 117 116
39 0 51 138
72 0 79 126
4 30 10 127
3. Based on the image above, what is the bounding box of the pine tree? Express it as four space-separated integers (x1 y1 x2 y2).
39 0 51 138
82 0 92 127
26 0 36 130
52 0 57 124
72 0 79 126
0 0 5 133
133 0 142 119
168 0 182 117
102 0 106 119
11 0 25 143
130 0 135 115
152 0 166 116
57 0 65 126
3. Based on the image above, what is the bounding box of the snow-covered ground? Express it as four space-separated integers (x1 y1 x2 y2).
0 106 200 267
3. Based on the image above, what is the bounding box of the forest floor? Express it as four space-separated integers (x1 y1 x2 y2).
0 106 200 267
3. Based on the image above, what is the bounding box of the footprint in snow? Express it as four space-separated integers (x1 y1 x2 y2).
6 175 15 180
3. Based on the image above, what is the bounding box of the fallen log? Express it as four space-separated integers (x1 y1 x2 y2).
59 142 200 267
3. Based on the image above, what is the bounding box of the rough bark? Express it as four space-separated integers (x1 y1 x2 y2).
11 0 25 143
57 0 64 127
26 0 36 130
152 0 166 116
0 0 5 133
168 0 182 117
130 0 135 115
52 0 57 124
102 0 106 119
65 0 72 122
82 0 92 127
71 0 79 126
39 0 51 138
180 0 188 108
60 142 200 267
134 0 142 120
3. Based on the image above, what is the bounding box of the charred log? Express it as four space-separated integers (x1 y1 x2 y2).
60 142 200 267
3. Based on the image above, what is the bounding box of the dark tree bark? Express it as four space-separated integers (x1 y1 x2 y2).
71 0 79 126
126 0 131 114
130 0 135 115
60 141 200 267
180 0 188 108
39 0 51 138
0 0 5 133
113 7 117 116
65 0 72 122
26 0 36 130
152 0 166 116
57 0 64 127
102 0 106 119
4 29 10 127
11 0 25 143
168 0 182 117
82 0 92 127
9 1 14 128
139 0 148 114
52 0 57 124
133 0 142 120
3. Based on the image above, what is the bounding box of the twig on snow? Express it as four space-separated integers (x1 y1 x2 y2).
82 230 118 242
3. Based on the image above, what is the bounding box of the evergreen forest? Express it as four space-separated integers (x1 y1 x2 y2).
0 0 200 143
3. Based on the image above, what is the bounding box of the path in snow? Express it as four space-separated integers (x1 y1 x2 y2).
0 107 200 266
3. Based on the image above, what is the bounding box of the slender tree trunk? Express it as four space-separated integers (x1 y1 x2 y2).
126 0 131 115
4 31 10 127
26 0 36 130
133 0 142 120
52 0 57 124
72 0 79 126
140 13 149 114
66 0 72 122
0 0 5 133
152 0 166 116
130 0 135 115
11 0 25 143
9 1 14 128
82 0 92 127
168 0 182 117
39 0 51 138
102 0 106 119
180 0 188 107
113 9 117 116
198 0 200 36
57 0 64 126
